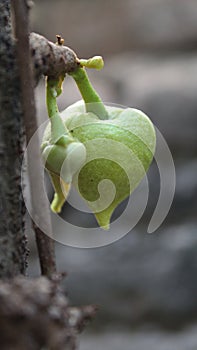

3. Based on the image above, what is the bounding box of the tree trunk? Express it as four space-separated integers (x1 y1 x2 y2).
0 3 95 348
0 0 28 277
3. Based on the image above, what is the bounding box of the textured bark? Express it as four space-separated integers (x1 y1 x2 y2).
29 32 79 85
12 0 57 277
0 0 28 277
0 276 97 350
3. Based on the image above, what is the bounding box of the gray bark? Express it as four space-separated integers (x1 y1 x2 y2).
0 276 76 350
0 275 97 349
0 0 28 277
12 0 57 277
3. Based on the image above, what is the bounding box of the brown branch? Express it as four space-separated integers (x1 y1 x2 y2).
12 0 56 277
29 32 80 85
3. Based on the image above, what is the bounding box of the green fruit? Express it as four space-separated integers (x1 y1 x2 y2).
41 58 156 229
43 101 155 229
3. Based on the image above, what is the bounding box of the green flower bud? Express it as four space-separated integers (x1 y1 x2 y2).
42 140 86 184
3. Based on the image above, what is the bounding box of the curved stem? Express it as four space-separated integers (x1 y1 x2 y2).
46 77 70 144
70 67 108 120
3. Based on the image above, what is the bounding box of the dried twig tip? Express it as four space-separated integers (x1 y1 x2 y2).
56 34 64 46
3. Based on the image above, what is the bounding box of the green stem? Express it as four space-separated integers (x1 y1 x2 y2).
46 77 69 143
46 80 59 119
49 171 69 213
70 67 108 120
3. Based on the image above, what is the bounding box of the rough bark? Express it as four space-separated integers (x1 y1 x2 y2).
12 0 57 277
0 0 28 277
29 32 79 85
0 275 97 349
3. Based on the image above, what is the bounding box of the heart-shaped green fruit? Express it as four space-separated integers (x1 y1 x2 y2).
62 101 156 229
41 59 156 229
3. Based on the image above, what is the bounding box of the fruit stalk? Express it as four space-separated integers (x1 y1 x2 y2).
46 76 70 143
70 66 109 120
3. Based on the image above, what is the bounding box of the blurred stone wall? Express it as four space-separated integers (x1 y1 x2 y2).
30 0 197 333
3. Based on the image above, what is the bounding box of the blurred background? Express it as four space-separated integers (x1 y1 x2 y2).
28 0 197 349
